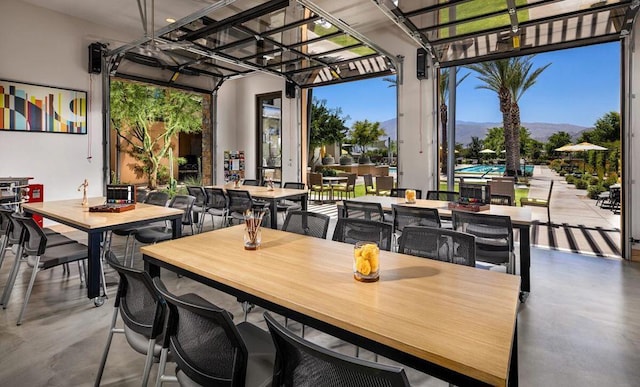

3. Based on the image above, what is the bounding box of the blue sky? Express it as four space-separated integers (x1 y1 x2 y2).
313 42 620 128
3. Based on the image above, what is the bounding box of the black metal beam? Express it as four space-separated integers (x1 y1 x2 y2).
404 0 474 18
113 73 213 94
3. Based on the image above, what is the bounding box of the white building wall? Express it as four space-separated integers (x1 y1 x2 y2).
0 0 131 201
216 74 299 184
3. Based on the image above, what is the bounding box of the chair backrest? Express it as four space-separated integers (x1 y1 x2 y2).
204 187 228 210
332 218 393 251
169 195 196 225
343 201 385 222
391 204 441 233
283 182 306 190
363 174 374 189
307 172 322 188
390 188 423 200
425 190 459 202
451 210 513 264
136 188 150 203
375 176 394 195
490 194 513 206
0 207 13 237
186 186 206 207
264 312 410 387
282 211 330 239
227 189 253 214
153 277 250 387
489 178 515 205
144 191 169 206
106 252 165 340
11 213 47 256
398 226 476 267
242 179 259 186
6 211 27 245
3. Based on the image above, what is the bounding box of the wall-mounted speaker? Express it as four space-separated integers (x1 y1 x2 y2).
416 48 428 80
285 80 296 99
88 43 102 74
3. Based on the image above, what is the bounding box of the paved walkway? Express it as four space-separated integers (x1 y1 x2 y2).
526 166 621 257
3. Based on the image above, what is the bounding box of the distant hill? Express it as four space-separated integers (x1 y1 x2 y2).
378 118 588 145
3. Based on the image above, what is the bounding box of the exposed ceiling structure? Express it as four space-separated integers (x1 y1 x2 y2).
377 0 639 67
19 0 639 93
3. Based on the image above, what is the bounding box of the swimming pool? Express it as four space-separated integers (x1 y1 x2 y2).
455 165 534 175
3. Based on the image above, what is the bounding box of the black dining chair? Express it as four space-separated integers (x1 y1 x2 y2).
390 188 423 200
332 218 393 252
282 211 330 239
398 226 476 267
203 187 229 231
264 312 411 387
391 204 441 249
153 277 275 387
276 182 305 221
186 186 207 233
227 190 270 226
95 252 166 387
452 210 514 273
426 190 459 202
343 200 393 223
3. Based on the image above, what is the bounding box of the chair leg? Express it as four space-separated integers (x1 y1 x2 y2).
547 206 551 224
99 257 108 298
141 338 157 387
17 256 41 325
130 240 137 268
0 235 8 274
154 347 177 386
78 261 86 285
95 306 121 387
1 243 24 307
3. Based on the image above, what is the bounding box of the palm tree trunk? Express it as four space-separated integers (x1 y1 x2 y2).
510 102 522 175
440 103 448 174
499 87 516 175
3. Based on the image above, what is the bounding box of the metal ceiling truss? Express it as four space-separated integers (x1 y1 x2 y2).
109 0 396 92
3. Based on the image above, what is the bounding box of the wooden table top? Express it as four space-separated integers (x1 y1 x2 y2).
141 226 520 386
208 184 307 200
23 197 183 230
344 196 532 225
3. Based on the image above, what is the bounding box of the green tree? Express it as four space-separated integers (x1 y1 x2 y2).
483 126 505 153
578 111 620 143
467 136 483 159
545 131 573 156
110 80 203 189
349 119 386 155
309 98 349 164
439 68 470 174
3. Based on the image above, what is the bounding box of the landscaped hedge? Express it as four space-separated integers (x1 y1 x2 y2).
587 184 606 199
575 179 588 189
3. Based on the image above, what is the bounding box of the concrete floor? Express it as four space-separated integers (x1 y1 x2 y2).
1 220 639 386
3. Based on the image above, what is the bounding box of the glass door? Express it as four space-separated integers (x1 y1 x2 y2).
257 92 282 184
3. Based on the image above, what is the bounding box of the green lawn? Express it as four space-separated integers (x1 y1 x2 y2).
438 0 529 38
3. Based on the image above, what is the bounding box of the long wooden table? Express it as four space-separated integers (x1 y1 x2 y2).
142 226 520 386
22 197 184 301
208 184 308 229
340 196 532 300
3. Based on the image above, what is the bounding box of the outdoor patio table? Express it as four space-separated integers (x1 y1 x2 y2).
321 176 348 202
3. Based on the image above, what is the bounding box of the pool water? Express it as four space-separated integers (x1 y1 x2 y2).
455 165 534 174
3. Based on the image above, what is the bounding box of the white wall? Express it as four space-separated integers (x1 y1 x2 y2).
0 0 130 201
216 73 300 184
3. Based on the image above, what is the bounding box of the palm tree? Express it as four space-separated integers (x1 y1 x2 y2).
438 68 469 174
507 56 550 172
468 57 549 175
466 59 516 174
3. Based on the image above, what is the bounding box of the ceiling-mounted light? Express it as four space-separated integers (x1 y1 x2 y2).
166 18 176 23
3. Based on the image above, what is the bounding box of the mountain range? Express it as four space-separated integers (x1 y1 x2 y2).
378 118 589 145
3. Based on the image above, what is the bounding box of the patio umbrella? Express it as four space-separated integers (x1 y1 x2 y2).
479 149 496 154
558 142 607 173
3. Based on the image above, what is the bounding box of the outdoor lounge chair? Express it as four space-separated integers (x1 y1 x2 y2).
521 180 554 223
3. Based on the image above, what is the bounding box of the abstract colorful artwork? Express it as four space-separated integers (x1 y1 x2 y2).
0 80 87 134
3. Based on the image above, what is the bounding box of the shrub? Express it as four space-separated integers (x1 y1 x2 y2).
587 184 606 199
319 168 338 177
589 176 600 186
565 175 575 184
559 171 566 177
575 180 588 189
